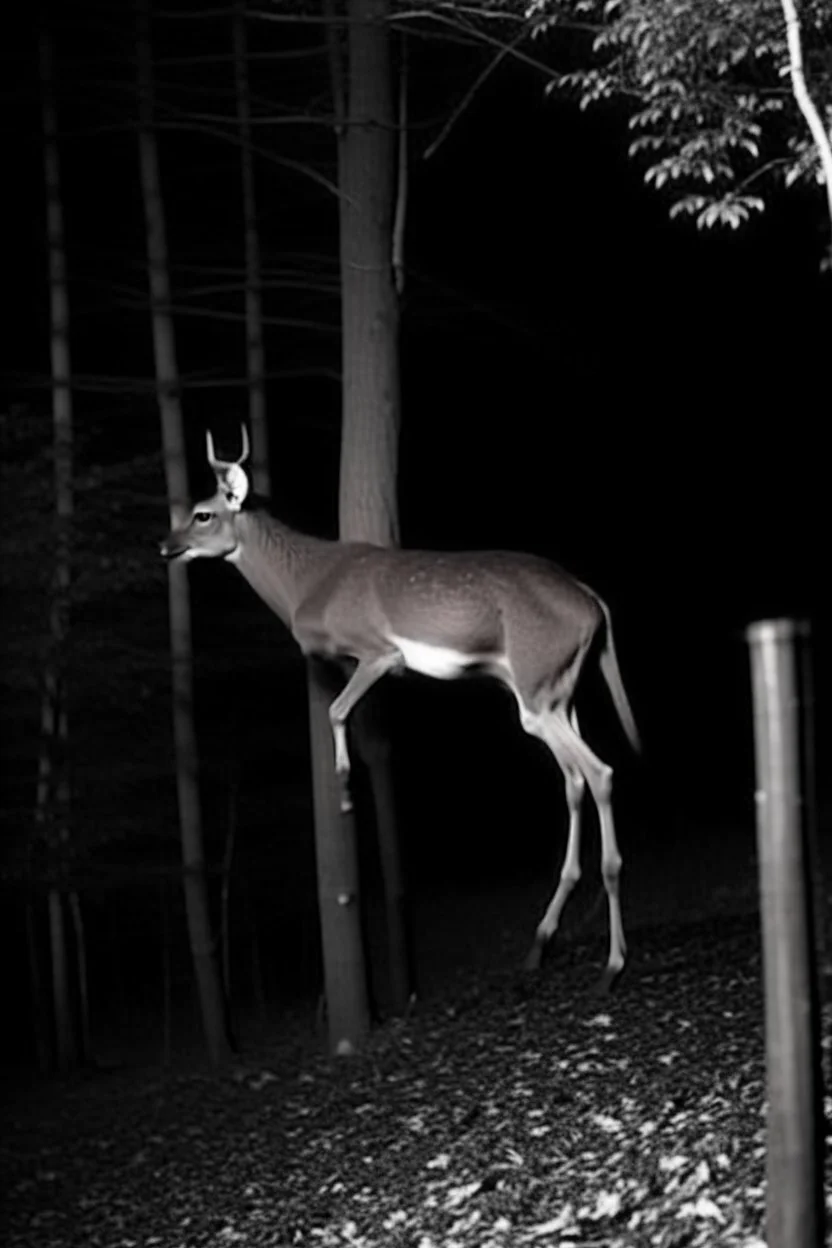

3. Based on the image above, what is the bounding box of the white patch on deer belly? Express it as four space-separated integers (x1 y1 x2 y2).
389 634 507 681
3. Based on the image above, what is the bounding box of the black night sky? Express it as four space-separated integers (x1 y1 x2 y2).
2 1 830 1070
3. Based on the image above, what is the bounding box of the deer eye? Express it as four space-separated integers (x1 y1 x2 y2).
194 511 213 524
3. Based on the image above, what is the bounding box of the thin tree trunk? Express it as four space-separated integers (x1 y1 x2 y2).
357 708 413 1010
220 775 237 1001
337 0 400 543
161 879 173 1066
780 0 832 247
35 694 68 1070
137 0 231 1067
48 890 73 1071
68 890 91 1064
110 904 128 1033
39 22 77 1073
233 0 270 494
232 8 275 1029
331 0 413 1015
307 658 370 1053
232 12 351 1049
246 878 267 1020
392 34 408 298
25 898 51 1074
280 0 377 1054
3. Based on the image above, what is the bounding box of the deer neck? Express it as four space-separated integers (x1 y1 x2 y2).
228 510 340 630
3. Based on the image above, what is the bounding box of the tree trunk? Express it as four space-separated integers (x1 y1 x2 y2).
220 775 237 1002
307 659 370 1054
68 890 92 1064
246 877 267 1020
25 898 51 1074
48 890 74 1072
39 21 77 1073
137 1 231 1067
233 0 270 495
231 11 363 1050
337 0 400 544
333 0 413 1015
161 879 173 1066
355 699 413 1012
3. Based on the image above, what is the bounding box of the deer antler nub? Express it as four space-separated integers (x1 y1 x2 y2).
206 424 250 470
205 425 251 511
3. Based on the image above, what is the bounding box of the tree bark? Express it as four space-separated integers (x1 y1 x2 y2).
337 0 400 545
68 890 92 1064
269 0 377 1056
137 0 231 1067
231 10 365 1049
25 898 51 1074
220 774 237 1002
38 21 77 1074
161 880 173 1066
234 0 270 495
307 659 370 1054
48 889 73 1071
334 0 413 1015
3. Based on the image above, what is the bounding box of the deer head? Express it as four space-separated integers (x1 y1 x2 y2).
160 426 250 562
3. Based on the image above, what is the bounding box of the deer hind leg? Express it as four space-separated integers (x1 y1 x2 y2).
521 706 586 972
539 706 625 991
522 703 625 990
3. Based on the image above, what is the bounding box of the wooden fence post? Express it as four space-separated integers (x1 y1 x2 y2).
747 619 824 1248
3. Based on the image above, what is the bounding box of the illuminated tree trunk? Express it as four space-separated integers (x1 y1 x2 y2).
329 0 413 1017
307 658 370 1054
233 0 269 494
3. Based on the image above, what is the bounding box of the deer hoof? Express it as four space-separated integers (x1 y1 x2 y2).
523 935 547 973
594 964 623 996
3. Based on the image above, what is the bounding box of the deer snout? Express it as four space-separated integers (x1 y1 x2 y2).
160 535 188 560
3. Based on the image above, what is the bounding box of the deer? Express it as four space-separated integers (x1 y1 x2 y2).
161 426 640 990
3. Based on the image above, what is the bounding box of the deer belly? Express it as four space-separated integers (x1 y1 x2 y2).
390 634 490 680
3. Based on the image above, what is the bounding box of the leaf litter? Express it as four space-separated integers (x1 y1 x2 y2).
2 912 831 1247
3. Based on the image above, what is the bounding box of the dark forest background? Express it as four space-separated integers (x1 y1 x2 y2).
1 1 829 1069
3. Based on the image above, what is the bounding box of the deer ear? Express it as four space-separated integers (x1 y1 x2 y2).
222 463 249 511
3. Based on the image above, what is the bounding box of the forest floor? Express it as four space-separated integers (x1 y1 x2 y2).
3 901 832 1248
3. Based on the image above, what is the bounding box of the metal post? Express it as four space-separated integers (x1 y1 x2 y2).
747 619 823 1248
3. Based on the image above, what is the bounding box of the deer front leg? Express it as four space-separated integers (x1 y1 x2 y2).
328 652 401 813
